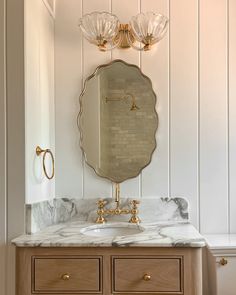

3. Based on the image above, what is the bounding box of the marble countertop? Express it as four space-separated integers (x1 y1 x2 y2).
204 234 236 250
12 220 206 248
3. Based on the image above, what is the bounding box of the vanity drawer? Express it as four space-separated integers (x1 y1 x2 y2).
112 257 183 294
32 256 102 293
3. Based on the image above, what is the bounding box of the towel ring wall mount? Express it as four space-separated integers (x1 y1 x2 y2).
36 146 55 180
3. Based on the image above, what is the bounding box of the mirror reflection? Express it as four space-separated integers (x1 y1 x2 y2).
79 60 158 183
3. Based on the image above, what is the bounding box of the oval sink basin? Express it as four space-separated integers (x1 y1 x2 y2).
80 224 144 237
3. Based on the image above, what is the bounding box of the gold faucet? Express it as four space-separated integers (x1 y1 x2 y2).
96 183 141 224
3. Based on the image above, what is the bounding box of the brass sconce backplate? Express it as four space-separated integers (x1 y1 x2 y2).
117 24 135 49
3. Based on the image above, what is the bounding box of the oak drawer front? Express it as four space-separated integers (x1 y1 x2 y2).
33 257 102 293
113 257 182 293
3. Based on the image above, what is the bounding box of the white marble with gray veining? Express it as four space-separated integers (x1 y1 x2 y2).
26 197 189 234
26 198 77 234
12 220 205 248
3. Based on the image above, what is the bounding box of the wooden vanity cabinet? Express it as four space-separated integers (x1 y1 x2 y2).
16 247 202 295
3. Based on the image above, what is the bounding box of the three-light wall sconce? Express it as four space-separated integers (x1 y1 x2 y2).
79 11 168 52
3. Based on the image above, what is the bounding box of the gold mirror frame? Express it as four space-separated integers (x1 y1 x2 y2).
78 59 158 183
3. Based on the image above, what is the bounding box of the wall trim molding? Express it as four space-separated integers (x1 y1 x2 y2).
42 0 56 19
6 0 25 294
0 0 6 293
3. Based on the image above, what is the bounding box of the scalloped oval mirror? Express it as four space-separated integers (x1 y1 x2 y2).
78 59 158 183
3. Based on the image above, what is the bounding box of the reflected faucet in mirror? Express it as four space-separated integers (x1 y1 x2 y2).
105 92 140 111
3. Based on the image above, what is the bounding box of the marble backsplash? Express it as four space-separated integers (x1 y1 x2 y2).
26 197 189 234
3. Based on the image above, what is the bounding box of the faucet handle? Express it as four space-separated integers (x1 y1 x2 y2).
130 199 140 207
129 199 141 224
97 199 106 208
96 199 107 224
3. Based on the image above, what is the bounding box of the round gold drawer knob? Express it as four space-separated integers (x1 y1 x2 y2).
61 273 70 281
218 258 228 266
143 274 151 281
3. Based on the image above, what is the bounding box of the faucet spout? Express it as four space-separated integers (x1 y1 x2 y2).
95 183 141 224
115 183 120 203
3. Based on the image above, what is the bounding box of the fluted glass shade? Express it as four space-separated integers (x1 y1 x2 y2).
130 12 168 50
79 12 120 50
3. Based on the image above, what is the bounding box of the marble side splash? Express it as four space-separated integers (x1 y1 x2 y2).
26 197 189 234
26 198 77 234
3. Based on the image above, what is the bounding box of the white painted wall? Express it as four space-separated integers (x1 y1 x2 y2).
229 0 236 234
55 0 236 234
25 0 55 203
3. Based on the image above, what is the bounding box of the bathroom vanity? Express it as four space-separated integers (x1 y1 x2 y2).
13 217 205 295
15 246 202 295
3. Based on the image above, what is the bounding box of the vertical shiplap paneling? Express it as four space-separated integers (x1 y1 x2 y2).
54 0 236 234
112 0 141 198
170 0 199 228
25 0 39 202
141 0 169 199
25 0 55 203
55 0 83 198
40 0 55 200
229 0 236 233
200 0 228 233
83 0 113 198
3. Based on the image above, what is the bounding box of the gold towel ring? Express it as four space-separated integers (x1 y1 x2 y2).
36 146 55 180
